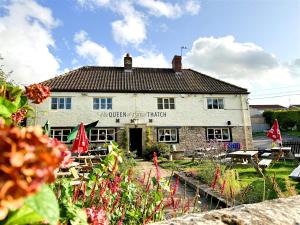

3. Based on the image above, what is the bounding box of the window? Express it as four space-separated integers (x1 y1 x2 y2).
207 128 230 141
207 98 224 109
158 128 178 142
93 98 112 110
51 97 71 110
50 128 71 142
89 128 115 142
157 98 175 110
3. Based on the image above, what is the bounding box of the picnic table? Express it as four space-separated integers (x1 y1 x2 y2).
228 150 264 176
265 147 294 161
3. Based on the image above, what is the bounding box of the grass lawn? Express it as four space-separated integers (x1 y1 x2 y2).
159 159 300 203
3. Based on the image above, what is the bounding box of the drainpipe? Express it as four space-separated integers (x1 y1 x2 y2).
240 94 249 149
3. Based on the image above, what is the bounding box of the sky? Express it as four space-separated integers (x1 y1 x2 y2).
0 0 299 106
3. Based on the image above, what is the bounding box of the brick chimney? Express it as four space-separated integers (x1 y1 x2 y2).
124 53 132 71
172 55 182 72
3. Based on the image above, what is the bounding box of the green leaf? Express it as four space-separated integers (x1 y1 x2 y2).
4 204 43 225
19 96 28 108
0 97 17 114
25 185 59 225
0 104 12 118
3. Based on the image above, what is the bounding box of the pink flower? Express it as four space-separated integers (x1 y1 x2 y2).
11 109 27 124
86 207 109 225
111 176 122 194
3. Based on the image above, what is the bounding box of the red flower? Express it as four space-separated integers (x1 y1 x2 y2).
221 177 226 195
153 152 160 183
211 165 220 190
60 149 73 168
171 176 179 197
25 83 50 104
11 109 27 125
144 200 163 224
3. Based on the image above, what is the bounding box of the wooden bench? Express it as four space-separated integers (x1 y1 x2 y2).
289 165 300 180
258 159 272 172
261 152 271 158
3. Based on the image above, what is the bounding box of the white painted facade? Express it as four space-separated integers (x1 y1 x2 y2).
30 92 251 128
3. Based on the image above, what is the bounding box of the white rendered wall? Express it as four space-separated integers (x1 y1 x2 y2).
29 92 251 127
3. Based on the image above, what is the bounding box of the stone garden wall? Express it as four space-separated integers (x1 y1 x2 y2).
152 195 300 225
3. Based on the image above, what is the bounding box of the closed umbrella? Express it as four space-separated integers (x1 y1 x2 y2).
71 122 89 154
267 119 282 145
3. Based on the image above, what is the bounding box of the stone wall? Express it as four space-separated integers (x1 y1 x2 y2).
232 126 254 150
151 195 300 225
149 126 253 151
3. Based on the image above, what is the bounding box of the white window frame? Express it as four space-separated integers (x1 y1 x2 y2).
93 98 112 110
89 128 115 142
157 98 175 110
51 97 72 110
206 128 230 141
207 98 224 109
158 128 178 143
50 128 72 143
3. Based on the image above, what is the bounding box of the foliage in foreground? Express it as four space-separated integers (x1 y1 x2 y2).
52 145 195 225
0 78 71 224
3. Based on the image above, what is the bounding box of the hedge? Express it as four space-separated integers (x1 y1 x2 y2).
263 110 300 131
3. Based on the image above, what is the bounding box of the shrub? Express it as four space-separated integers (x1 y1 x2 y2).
263 110 300 131
143 143 171 160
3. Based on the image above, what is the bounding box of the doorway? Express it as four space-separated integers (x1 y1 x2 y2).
129 128 143 157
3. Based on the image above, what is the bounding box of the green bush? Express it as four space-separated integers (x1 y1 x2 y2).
143 142 171 160
263 110 300 130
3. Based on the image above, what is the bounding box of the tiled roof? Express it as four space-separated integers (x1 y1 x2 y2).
42 66 248 94
250 105 287 109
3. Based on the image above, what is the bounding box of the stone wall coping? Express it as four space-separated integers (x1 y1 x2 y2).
151 195 300 225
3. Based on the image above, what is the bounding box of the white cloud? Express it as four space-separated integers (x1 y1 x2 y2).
76 0 201 46
185 36 279 79
111 1 147 46
0 0 60 84
185 0 201 15
74 30 114 66
74 30 88 43
137 0 182 19
184 35 300 106
132 52 169 68
76 0 110 8
137 0 200 18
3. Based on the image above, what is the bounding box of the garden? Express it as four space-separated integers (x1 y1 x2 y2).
159 158 300 205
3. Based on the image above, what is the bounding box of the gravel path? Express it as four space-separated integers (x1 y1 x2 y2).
134 159 172 178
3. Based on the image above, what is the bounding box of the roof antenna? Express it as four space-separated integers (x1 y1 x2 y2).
180 46 188 56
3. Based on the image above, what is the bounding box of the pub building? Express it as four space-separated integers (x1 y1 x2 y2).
28 53 253 156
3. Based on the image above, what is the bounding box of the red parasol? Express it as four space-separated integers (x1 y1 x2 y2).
267 119 282 144
71 122 89 153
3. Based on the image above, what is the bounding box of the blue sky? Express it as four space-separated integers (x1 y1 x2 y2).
0 0 299 106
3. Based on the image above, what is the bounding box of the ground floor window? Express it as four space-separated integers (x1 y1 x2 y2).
89 128 115 142
158 128 178 143
50 128 71 142
206 128 231 141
